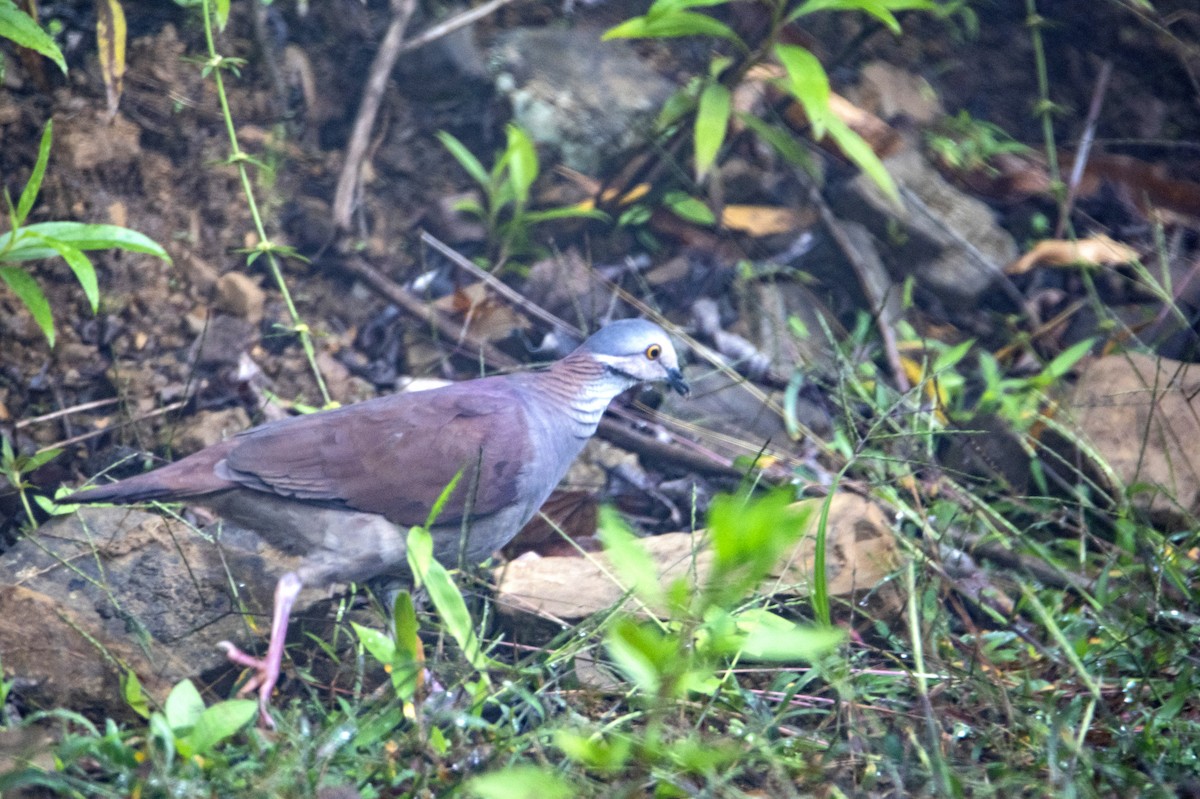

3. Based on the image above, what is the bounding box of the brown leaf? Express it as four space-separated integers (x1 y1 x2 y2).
96 0 127 119
1006 235 1139 275
720 204 812 236
505 489 600 558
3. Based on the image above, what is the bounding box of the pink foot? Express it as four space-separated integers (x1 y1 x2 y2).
218 640 279 729
219 571 304 730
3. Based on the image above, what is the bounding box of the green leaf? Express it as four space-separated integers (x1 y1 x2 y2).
16 121 52 224
163 679 206 732
787 0 935 31
30 235 99 312
663 191 715 226
735 609 844 660
467 766 575 799
604 10 743 46
121 669 151 719
437 131 491 189
736 113 813 169
519 207 609 224
424 470 463 530
705 490 811 609
390 590 422 698
774 44 830 140
656 85 699 133
407 525 434 575
0 0 67 74
405 525 490 673
694 81 731 181
1041 337 1093 381
825 115 900 205
555 730 633 773
179 699 256 757
0 265 54 346
393 590 420 661
214 0 231 30
932 338 974 374
502 125 538 211
598 506 664 607
0 222 170 262
604 618 670 693
352 621 396 666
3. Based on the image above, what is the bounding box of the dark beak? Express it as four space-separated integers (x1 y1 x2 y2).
666 368 690 397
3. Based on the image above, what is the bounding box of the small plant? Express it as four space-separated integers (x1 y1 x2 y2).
550 492 842 790
0 0 67 78
926 109 1031 176
437 124 606 269
1 120 171 347
0 436 60 530
602 0 952 204
146 680 257 763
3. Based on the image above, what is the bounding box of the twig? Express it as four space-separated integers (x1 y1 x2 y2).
36 400 189 454
420 231 583 337
338 255 520 369
1057 60 1113 238
395 0 519 57
332 0 419 231
14 397 121 430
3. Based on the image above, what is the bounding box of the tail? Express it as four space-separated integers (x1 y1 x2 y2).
66 474 180 505
65 438 238 506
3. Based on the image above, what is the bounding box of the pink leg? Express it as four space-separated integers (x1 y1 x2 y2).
218 571 303 729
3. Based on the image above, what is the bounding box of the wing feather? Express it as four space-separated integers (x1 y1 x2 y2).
219 378 530 527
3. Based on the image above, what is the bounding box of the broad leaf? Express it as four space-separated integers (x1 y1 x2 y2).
0 222 170 261
502 125 538 210
0 265 53 346
598 506 664 607
163 679 206 731
774 44 831 140
29 234 98 311
467 766 575 799
179 699 256 757
694 81 731 181
735 609 844 661
604 10 743 46
0 0 67 74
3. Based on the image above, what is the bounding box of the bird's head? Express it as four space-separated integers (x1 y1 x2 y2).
579 318 689 396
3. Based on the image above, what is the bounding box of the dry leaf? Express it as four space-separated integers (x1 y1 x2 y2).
1006 235 1139 275
96 0 127 119
720 205 810 236
430 282 531 342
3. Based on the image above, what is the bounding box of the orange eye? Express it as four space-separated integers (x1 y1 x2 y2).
645 344 662 360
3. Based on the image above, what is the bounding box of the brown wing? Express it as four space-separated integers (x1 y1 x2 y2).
219 377 531 527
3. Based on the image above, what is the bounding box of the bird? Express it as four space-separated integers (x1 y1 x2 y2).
67 318 688 727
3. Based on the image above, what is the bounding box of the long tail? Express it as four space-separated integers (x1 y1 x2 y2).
65 439 238 505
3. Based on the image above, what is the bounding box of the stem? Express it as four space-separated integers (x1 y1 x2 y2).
1025 0 1065 217
199 0 332 406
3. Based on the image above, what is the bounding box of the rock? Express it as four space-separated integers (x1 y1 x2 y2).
850 61 944 125
0 508 283 717
493 493 904 624
831 146 1018 306
489 27 675 174
1065 352 1200 529
215 272 266 326
191 314 255 369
